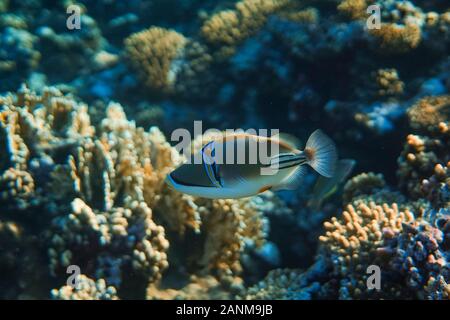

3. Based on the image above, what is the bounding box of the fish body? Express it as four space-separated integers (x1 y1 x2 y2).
166 130 338 199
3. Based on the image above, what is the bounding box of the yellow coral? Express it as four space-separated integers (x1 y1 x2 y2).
375 68 404 97
369 23 421 54
407 96 450 132
201 0 290 57
337 0 368 20
196 197 266 289
124 27 188 93
278 7 319 24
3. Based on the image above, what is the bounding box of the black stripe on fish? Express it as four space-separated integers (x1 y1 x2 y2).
262 153 307 168
169 172 215 188
277 159 306 170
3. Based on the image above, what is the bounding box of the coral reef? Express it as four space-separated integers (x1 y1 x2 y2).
398 96 450 207
319 201 415 299
124 27 188 94
51 274 119 300
125 26 213 98
0 0 449 301
200 0 290 58
0 87 268 299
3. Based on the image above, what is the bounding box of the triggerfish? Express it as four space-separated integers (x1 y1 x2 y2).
165 129 338 199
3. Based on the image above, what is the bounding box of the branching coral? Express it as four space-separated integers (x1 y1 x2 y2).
0 86 269 299
195 198 267 291
378 210 450 299
51 274 118 300
200 0 290 57
342 172 386 203
375 68 404 98
398 96 450 207
0 85 94 211
319 201 416 299
337 0 369 20
124 27 188 93
125 27 213 97
407 96 450 133
244 268 306 299
0 27 40 90
369 22 421 54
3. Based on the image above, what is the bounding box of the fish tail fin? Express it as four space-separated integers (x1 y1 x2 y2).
304 129 337 178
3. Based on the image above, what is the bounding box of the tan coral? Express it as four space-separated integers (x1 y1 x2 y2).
407 96 450 132
398 96 450 204
51 274 118 300
375 68 404 97
147 275 233 300
124 27 188 93
0 168 35 209
195 195 267 291
0 85 94 209
201 0 290 58
278 7 319 24
337 0 368 20
243 268 304 299
343 172 386 203
369 22 421 54
319 201 415 298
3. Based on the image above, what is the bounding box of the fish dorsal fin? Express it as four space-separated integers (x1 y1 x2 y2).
273 165 307 191
271 133 302 150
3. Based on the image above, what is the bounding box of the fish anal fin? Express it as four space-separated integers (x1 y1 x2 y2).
273 165 306 191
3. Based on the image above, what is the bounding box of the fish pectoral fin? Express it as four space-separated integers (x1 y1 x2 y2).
273 165 307 191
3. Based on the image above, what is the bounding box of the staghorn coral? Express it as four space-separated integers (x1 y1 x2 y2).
51 274 118 300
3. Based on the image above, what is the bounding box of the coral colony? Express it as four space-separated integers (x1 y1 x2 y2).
0 0 449 299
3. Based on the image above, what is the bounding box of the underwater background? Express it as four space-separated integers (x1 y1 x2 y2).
0 0 449 300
